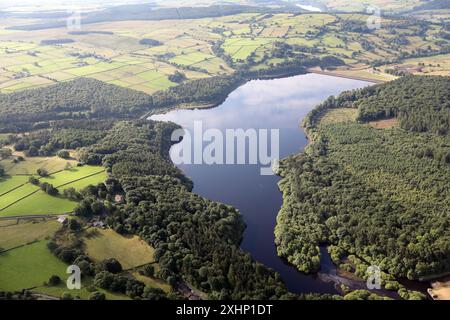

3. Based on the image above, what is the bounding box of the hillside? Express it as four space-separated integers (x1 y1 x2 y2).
276 75 450 283
0 78 153 132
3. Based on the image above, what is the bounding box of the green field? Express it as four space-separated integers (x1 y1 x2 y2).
0 175 30 196
0 219 59 251
132 272 171 293
318 108 358 126
39 166 106 188
85 228 155 270
0 154 78 175
0 165 107 217
0 10 448 93
0 39 209 94
0 240 68 291
0 239 129 299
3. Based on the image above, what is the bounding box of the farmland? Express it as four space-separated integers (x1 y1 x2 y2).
0 151 78 175
0 238 130 300
0 10 448 95
84 228 156 270
0 219 59 251
0 2 448 302
0 159 107 217
0 240 69 291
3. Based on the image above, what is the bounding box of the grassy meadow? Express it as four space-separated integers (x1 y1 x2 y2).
0 219 59 251
84 228 156 270
0 160 107 217
0 240 68 291
0 11 448 95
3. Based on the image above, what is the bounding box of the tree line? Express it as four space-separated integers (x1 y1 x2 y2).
277 75 449 287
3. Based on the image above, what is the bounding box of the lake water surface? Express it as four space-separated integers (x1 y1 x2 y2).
151 73 371 294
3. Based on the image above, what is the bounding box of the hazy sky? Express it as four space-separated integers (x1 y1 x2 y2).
0 0 156 10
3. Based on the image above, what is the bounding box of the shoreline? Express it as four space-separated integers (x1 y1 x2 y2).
150 71 428 298
281 94 442 299
147 69 383 119
307 68 387 84
151 71 383 296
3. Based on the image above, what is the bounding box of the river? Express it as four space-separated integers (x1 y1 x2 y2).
151 73 381 295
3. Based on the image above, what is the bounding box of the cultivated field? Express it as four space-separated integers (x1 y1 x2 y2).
0 240 68 291
0 219 59 251
0 11 448 94
0 162 107 218
84 228 156 270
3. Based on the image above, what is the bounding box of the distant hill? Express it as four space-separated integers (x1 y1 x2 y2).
0 78 153 132
413 0 450 10
7 4 303 31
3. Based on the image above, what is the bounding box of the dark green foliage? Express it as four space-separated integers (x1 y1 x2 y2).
304 76 450 135
48 275 61 286
143 287 167 300
73 198 104 217
97 258 123 274
343 290 390 300
168 71 187 83
78 121 190 184
39 182 58 196
56 150 70 159
10 124 109 156
0 78 153 131
277 76 450 279
139 265 155 277
76 120 288 299
40 39 74 45
355 76 450 134
152 75 244 109
340 20 373 34
88 291 106 300
94 271 145 297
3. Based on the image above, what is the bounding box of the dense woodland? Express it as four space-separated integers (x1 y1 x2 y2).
0 8 448 297
355 76 450 135
152 75 244 109
277 76 450 285
304 76 450 135
0 78 152 132
72 120 291 299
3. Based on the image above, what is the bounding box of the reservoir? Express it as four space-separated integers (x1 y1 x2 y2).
151 73 371 294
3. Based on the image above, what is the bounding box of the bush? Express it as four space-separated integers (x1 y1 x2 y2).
143 287 167 300
139 265 155 277
57 150 70 159
98 258 123 274
37 168 49 177
28 176 40 185
88 291 106 300
48 275 61 286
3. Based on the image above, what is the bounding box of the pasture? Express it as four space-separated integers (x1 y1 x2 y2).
0 219 59 251
318 108 358 126
0 11 449 94
0 164 107 217
0 240 68 292
0 152 78 175
132 272 171 293
85 228 156 270
0 238 129 299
